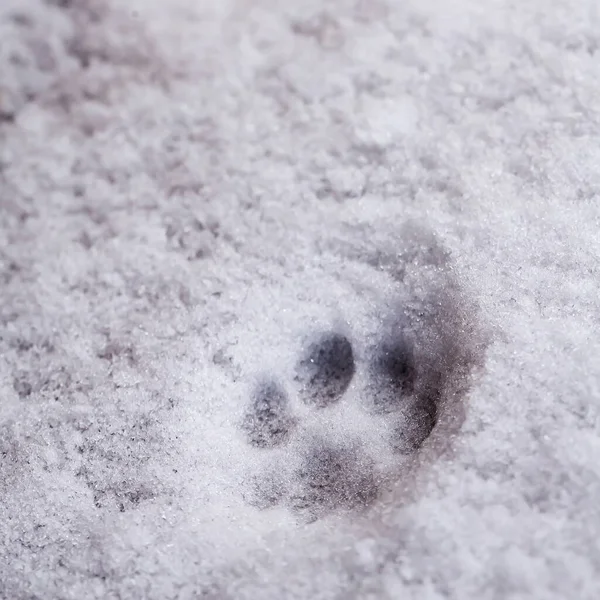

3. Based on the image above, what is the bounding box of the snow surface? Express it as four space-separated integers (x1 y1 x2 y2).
1 0 600 598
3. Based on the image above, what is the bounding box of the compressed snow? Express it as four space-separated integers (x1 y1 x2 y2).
1 0 600 598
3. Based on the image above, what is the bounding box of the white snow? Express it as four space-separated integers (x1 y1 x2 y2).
1 0 600 598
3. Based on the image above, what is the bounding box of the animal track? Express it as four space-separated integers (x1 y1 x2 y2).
239 323 455 522
238 230 483 523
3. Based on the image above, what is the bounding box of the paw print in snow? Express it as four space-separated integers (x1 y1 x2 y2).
234 225 484 523
239 325 447 522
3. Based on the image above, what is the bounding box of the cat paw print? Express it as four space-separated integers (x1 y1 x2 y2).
238 324 452 522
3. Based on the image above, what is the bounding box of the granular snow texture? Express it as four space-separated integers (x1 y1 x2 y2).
1 0 600 598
